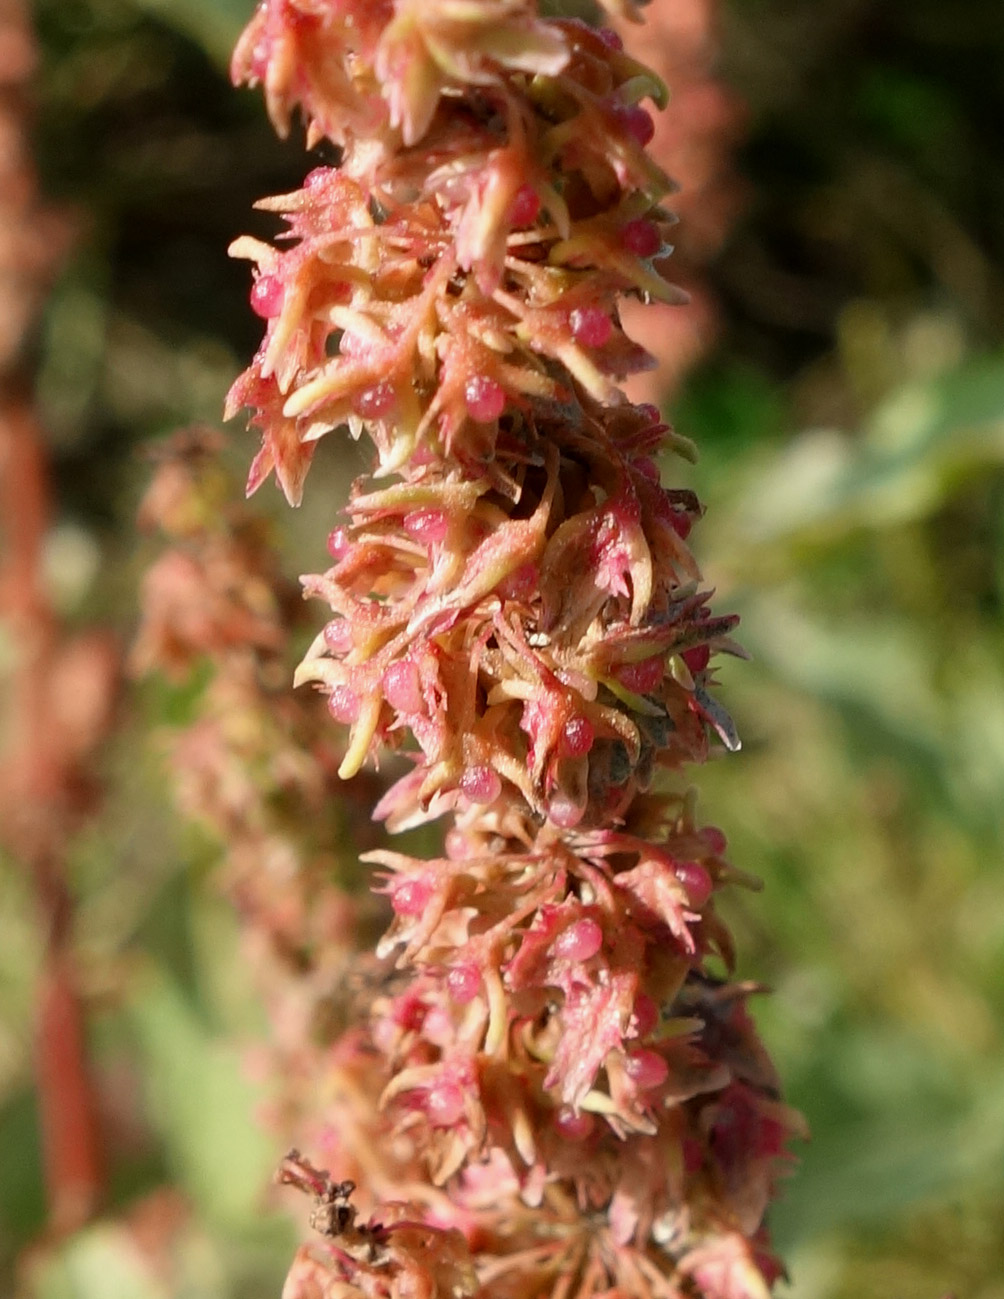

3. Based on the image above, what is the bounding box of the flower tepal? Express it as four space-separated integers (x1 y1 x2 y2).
228 3 803 1299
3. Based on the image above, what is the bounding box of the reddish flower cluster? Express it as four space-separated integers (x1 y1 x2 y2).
223 3 803 1298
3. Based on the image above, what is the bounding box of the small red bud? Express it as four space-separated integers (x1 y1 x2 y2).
465 375 507 423
621 218 661 258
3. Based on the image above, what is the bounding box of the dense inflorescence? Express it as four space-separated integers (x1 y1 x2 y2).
224 3 803 1298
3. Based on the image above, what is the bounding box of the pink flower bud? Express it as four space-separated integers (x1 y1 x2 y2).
391 877 434 916
674 861 713 908
559 715 595 758
597 27 623 51
426 1081 465 1128
619 104 655 148
327 528 350 559
682 644 711 674
556 1107 596 1140
553 918 603 961
327 684 360 723
461 766 501 804
464 375 507 423
625 1049 669 1090
250 274 284 318
620 218 661 258
631 994 660 1039
702 827 728 856
323 620 353 653
352 381 396 418
509 184 541 227
383 660 423 714
447 964 481 1004
616 655 664 694
403 508 449 544
569 306 613 348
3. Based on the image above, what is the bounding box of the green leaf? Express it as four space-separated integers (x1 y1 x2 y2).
127 964 276 1226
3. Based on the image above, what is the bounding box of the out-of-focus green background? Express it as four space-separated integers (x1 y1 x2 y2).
3 0 1004 1295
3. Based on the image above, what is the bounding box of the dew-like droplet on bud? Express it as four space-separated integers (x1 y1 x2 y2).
553 918 603 961
328 684 360 723
559 715 595 758
353 380 396 418
509 184 541 227
465 375 507 423
327 528 350 559
391 877 434 916
621 218 661 258
569 306 613 348
682 644 711 674
447 964 481 1004
674 861 713 908
631 993 660 1039
625 1049 669 1090
426 1081 465 1127
250 274 284 318
616 655 664 694
556 1106 596 1140
323 620 353 653
403 508 449 544
461 765 501 804
383 660 423 714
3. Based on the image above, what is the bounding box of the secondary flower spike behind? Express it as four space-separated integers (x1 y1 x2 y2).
227 3 804 1298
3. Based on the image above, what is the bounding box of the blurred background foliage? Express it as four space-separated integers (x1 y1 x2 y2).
2 0 1004 1295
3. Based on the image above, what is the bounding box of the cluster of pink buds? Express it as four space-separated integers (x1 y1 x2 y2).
226 2 803 1298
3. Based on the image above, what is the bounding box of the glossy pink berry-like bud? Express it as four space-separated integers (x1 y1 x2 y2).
383 660 423 714
682 644 711 674
616 655 664 694
391 877 434 916
625 1049 669 1090
597 26 623 51
403 508 450 545
620 218 662 258
553 918 603 961
559 715 595 758
447 964 481 1004
426 1081 466 1127
323 619 353 653
619 104 656 148
702 827 728 856
631 993 660 1039
327 528 350 559
556 1107 596 1140
353 381 396 418
250 274 284 318
509 184 541 227
569 306 613 348
674 860 713 908
461 765 502 804
327 684 360 723
464 375 507 423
